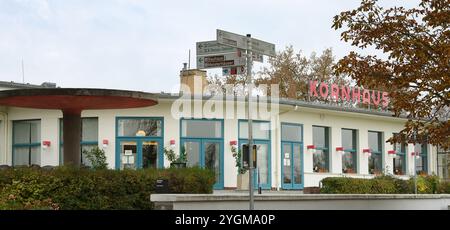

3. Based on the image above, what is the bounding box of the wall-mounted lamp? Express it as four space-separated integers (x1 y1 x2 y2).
42 141 51 149
411 152 420 158
307 145 316 154
388 150 397 157
102 139 109 148
362 148 371 157
336 147 344 155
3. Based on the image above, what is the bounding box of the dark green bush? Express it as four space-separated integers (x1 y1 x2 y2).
321 174 449 194
321 175 411 194
0 166 215 210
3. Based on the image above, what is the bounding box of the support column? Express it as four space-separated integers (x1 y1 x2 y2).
63 109 81 166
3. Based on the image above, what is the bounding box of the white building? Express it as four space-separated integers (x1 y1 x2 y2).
0 71 442 190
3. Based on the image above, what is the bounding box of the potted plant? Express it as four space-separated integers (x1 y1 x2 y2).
231 143 249 190
164 145 187 168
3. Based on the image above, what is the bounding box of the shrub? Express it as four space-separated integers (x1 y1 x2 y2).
82 146 108 169
0 166 215 210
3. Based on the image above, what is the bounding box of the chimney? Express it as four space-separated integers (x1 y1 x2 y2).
179 65 207 95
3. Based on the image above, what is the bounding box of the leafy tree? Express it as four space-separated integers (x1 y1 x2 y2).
82 146 108 170
332 0 449 149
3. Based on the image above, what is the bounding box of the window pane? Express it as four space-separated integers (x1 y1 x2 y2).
256 143 269 185
369 154 382 174
239 122 270 139
313 126 328 149
13 147 29 166
283 143 292 184
342 152 356 173
393 155 405 175
293 144 302 184
119 141 137 170
368 131 381 153
13 122 30 144
29 121 40 143
182 120 222 138
117 119 162 137
184 141 200 167
313 149 329 173
342 129 355 150
282 124 302 142
205 142 220 184
81 145 97 167
82 118 98 142
30 146 40 165
142 141 159 169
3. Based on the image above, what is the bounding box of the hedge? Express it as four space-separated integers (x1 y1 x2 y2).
0 166 215 210
320 175 448 194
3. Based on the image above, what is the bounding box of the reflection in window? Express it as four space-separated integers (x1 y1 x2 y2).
13 120 41 166
342 129 357 174
313 126 329 173
368 131 383 174
393 134 407 175
117 118 162 137
414 143 428 175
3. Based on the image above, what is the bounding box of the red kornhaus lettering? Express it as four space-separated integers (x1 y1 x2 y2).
309 80 318 97
308 81 390 109
382 92 389 108
372 91 381 106
331 84 339 101
352 87 360 103
362 89 371 104
319 82 328 99
341 86 350 102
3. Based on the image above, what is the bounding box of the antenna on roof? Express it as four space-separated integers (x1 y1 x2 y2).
21 59 25 83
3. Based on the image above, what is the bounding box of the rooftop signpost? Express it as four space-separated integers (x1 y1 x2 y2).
216 29 275 210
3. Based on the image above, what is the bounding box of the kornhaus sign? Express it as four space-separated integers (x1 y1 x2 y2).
309 80 390 109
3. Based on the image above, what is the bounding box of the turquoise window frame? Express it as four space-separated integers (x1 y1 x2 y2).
312 125 330 173
115 117 164 169
238 119 272 189
59 117 99 165
368 130 383 174
281 122 303 190
342 128 357 174
180 118 224 189
12 119 41 166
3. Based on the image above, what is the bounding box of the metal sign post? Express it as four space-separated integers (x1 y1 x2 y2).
216 29 275 210
246 34 254 210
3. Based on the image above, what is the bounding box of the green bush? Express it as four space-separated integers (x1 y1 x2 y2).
321 174 449 194
0 166 215 210
321 175 411 194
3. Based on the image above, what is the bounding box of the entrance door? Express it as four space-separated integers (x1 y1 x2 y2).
182 139 223 189
118 139 162 169
281 142 303 189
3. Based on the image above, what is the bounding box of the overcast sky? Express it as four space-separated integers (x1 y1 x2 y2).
0 0 419 93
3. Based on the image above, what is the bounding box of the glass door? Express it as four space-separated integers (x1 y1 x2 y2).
182 139 223 189
281 142 303 189
118 139 162 169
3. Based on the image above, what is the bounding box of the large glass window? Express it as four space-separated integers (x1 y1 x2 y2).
181 119 223 189
117 118 162 137
313 126 329 173
182 120 222 138
342 129 357 174
368 131 383 174
239 120 271 189
13 120 41 166
414 143 428 175
60 118 99 166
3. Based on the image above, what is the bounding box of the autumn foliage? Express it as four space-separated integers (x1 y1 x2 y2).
332 0 449 149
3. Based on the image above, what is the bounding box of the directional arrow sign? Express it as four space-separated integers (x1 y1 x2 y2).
197 41 237 56
217 29 276 57
197 53 246 69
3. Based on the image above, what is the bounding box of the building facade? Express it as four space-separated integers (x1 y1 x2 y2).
0 77 442 189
